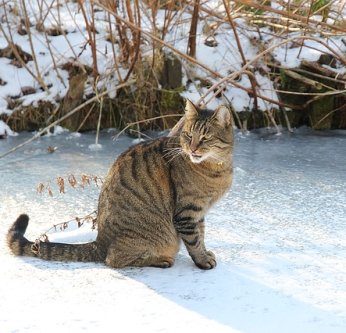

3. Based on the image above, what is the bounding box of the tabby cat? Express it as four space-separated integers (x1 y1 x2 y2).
7 100 234 269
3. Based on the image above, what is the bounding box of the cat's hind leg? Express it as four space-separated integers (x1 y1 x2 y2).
105 239 179 269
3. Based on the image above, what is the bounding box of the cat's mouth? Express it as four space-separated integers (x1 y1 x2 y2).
189 153 204 163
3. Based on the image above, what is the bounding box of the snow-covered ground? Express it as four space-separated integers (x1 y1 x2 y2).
1 128 346 333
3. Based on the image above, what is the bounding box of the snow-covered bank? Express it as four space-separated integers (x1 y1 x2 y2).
1 128 346 332
0 120 17 137
1 1 346 132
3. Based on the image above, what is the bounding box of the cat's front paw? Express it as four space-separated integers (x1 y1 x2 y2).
194 251 217 270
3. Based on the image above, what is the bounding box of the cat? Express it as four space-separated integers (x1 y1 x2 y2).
7 100 234 269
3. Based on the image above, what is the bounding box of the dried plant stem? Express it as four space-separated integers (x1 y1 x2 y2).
40 15 66 87
266 110 281 134
35 211 98 243
160 1 180 40
313 104 346 128
20 0 48 91
187 0 200 58
77 103 96 132
107 11 123 83
37 0 56 25
233 0 346 33
274 89 346 97
113 1 130 64
297 0 314 59
124 0 141 81
222 93 244 131
95 92 103 145
77 0 98 78
114 114 183 140
282 108 293 133
223 0 258 110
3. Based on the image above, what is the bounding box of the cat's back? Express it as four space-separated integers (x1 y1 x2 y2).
106 136 172 187
97 137 175 226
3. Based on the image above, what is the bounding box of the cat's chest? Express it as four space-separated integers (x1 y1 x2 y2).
202 171 232 203
176 165 232 206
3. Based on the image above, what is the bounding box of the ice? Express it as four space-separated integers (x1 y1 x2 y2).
1 128 346 332
88 143 103 151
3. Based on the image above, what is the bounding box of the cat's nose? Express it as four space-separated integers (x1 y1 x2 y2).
190 146 202 157
190 141 199 153
190 147 199 155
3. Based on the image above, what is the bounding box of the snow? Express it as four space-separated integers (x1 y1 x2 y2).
0 119 17 136
272 37 346 69
1 129 346 332
1 0 346 129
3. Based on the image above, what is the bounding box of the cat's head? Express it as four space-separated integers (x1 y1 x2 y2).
180 100 233 164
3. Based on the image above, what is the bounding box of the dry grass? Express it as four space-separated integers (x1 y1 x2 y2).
34 173 101 243
32 210 98 247
37 174 103 197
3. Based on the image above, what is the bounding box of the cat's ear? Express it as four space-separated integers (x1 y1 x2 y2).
185 99 198 120
212 105 231 127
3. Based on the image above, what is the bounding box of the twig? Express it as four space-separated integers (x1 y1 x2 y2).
113 114 183 141
35 210 98 243
233 0 346 33
123 0 141 82
313 104 346 128
266 109 281 134
282 107 293 133
297 1 313 59
187 0 200 58
274 88 346 97
95 88 103 145
106 11 123 83
20 0 48 91
283 69 324 90
76 103 96 132
77 0 98 78
223 0 258 110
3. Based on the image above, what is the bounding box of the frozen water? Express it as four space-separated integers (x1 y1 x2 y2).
0 128 346 332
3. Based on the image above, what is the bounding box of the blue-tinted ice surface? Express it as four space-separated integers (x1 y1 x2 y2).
1 127 345 333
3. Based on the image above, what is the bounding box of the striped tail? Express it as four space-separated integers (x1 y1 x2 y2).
7 214 105 263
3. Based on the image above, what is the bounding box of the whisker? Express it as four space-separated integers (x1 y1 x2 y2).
163 148 182 160
166 142 181 146
164 148 185 164
163 147 181 157
167 151 184 164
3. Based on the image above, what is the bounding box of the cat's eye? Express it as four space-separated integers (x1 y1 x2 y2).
183 131 192 139
201 134 212 142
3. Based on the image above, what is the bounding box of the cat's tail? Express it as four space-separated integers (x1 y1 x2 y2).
7 214 105 263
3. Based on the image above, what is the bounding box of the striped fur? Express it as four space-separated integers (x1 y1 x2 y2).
7 101 234 269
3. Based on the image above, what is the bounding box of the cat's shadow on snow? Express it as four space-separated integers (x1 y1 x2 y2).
25 252 340 333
